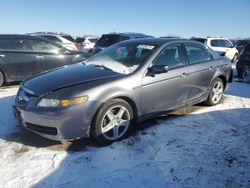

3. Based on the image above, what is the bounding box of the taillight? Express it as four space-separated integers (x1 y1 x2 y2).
75 43 81 50
83 41 90 46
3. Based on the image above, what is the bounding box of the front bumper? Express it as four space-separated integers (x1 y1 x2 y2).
12 102 92 141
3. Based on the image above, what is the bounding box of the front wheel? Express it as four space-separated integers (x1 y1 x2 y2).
91 99 134 145
205 78 224 106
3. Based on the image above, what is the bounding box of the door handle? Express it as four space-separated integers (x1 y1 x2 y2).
208 66 213 71
36 55 44 59
180 73 187 78
0 54 5 58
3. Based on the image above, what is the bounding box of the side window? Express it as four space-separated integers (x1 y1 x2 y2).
153 44 185 69
210 40 219 47
42 35 61 43
0 39 31 51
0 39 14 50
185 44 212 64
30 39 62 53
219 40 232 48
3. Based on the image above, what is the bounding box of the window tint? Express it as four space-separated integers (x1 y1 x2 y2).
42 35 61 43
211 40 219 47
120 36 130 41
96 35 121 47
153 45 185 69
0 39 31 51
30 39 62 53
61 35 75 42
219 40 232 48
88 38 98 43
185 44 211 64
76 37 85 43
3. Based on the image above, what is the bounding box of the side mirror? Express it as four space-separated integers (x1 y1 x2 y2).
146 65 168 77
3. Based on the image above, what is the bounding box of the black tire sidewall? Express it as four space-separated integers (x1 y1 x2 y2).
91 99 134 145
0 72 4 87
206 78 224 106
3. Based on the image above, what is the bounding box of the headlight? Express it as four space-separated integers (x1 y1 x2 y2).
37 96 88 108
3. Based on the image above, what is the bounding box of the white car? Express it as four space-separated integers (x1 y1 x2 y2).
192 37 239 63
31 32 79 51
76 36 99 53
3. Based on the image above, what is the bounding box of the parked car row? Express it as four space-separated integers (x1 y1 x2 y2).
0 34 89 87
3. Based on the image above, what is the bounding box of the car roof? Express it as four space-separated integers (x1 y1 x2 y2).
0 34 44 39
117 38 197 46
102 32 152 37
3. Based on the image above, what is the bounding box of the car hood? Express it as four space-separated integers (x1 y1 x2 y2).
23 63 121 96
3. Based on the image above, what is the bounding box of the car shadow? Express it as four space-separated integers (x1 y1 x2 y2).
32 107 250 187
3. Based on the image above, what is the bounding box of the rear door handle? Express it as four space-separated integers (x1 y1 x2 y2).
180 73 187 78
0 54 5 58
36 55 44 59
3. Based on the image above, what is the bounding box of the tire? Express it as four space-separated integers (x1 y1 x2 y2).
205 78 224 106
91 99 134 145
0 71 4 87
232 54 239 64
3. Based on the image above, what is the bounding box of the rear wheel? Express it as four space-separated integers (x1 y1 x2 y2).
205 78 224 106
91 99 134 145
0 71 4 87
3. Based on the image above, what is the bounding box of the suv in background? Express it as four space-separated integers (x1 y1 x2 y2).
0 34 89 87
236 43 250 80
191 36 239 63
76 36 99 53
235 39 250 55
93 32 153 54
31 32 80 51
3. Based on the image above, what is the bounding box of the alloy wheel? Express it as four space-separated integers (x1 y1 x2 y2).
101 105 131 140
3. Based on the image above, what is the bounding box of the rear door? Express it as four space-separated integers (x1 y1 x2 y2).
183 43 216 102
29 39 75 73
0 38 35 82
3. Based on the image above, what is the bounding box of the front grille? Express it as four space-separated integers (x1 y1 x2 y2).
26 123 58 135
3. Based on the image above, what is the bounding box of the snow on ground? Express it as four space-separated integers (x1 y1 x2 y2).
0 81 250 188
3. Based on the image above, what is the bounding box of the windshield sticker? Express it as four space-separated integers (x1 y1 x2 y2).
137 45 155 50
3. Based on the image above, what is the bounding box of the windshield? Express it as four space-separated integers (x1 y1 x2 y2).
85 42 157 74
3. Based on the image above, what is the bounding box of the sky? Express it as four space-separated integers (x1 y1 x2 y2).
0 0 249 39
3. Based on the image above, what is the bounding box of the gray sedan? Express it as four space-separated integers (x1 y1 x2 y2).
13 38 232 145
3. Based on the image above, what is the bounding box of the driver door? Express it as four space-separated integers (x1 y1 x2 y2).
141 44 190 115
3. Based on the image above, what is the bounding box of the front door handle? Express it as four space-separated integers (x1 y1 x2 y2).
180 73 187 78
0 54 5 58
208 66 213 71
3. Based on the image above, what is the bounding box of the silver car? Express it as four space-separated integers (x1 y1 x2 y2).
13 38 232 145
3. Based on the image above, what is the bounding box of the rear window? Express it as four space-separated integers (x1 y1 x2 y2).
61 35 75 43
211 40 220 47
41 35 61 43
185 44 212 64
219 40 233 48
76 37 85 43
96 35 123 47
88 38 98 43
